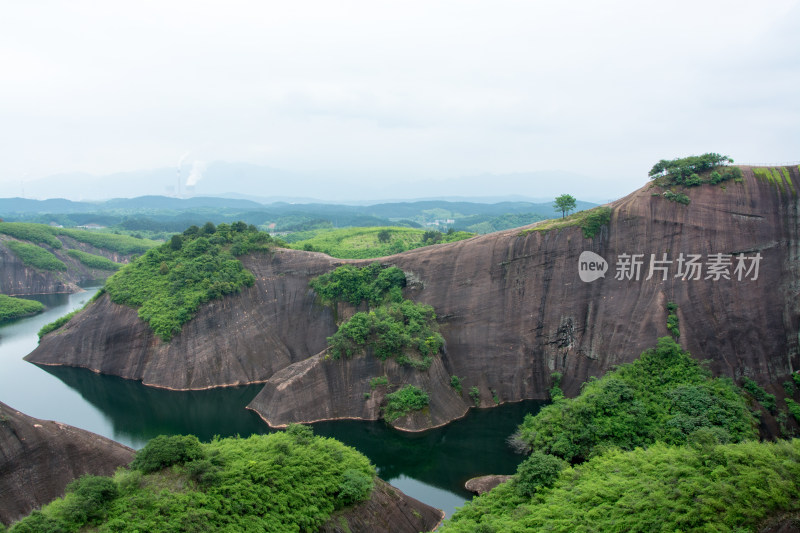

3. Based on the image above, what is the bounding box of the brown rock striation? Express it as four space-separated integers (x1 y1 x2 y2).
25 168 800 431
318 478 443 533
464 474 513 495
0 235 132 296
0 402 134 526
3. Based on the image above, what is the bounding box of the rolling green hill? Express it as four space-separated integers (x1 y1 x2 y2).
285 226 474 258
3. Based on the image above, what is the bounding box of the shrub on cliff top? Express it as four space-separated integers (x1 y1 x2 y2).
326 300 444 369
310 262 406 306
103 223 274 341
509 337 757 463
439 439 800 533
9 431 376 532
648 153 733 183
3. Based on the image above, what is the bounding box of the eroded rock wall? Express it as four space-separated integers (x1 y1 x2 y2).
0 402 134 526
26 168 800 430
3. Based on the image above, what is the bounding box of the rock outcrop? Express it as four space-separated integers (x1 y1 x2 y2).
319 478 443 533
0 402 134 526
26 168 800 431
464 475 513 495
0 235 130 296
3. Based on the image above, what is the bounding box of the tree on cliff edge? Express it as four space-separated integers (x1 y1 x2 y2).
553 194 577 218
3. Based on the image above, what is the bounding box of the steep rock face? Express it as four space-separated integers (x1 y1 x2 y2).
0 235 129 296
0 402 134 526
250 350 468 431
319 478 443 533
0 239 78 295
26 169 800 430
28 249 341 389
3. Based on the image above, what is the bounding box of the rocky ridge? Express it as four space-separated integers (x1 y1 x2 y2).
0 402 134 526
25 167 800 431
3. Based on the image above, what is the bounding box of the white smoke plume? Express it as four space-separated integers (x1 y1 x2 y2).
186 160 207 187
178 151 190 168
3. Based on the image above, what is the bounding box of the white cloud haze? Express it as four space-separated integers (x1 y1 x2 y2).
0 0 798 200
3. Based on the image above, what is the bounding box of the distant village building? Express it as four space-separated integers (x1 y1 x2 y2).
77 223 105 230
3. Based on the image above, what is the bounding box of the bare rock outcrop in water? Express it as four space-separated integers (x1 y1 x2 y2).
26 168 800 431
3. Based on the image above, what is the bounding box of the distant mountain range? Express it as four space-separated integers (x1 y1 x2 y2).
15 161 628 204
0 195 598 236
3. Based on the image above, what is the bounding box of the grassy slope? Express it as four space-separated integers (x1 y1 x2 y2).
8 429 376 533
440 338 793 532
286 226 473 259
0 294 44 323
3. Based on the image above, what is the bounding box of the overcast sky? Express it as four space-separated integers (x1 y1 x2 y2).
1 0 799 200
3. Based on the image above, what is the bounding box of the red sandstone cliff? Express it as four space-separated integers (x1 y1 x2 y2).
0 234 132 296
0 402 134 526
25 168 800 431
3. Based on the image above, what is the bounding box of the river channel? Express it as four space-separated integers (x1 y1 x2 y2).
0 287 545 518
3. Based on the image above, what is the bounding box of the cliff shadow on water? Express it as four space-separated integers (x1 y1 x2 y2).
36 364 269 447
36 364 546 497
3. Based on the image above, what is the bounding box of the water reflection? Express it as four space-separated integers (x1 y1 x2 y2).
38 364 543 507
9 291 545 518
37 365 268 448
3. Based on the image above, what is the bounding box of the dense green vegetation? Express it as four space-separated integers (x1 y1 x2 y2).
666 302 680 338
310 262 406 307
0 222 63 248
2 196 600 238
0 294 44 323
383 385 430 422
326 300 444 370
0 222 157 255
287 226 473 258
38 308 81 340
741 376 777 413
8 428 375 533
54 228 158 255
509 337 757 463
648 153 737 185
65 249 122 271
520 206 612 239
452 212 547 234
104 222 276 341
440 439 800 532
6 241 67 271
440 338 793 531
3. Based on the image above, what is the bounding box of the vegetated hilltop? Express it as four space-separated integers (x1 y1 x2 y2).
26 162 800 433
285 226 474 258
439 339 800 532
4 427 442 533
0 401 134 526
0 222 157 296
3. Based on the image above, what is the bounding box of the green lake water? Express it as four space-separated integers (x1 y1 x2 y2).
0 287 545 518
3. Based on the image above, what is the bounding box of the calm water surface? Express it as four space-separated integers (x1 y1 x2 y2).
0 288 545 517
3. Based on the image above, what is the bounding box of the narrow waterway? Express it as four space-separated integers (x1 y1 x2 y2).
0 288 544 518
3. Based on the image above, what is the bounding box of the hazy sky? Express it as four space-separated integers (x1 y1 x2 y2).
1 1 798 199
